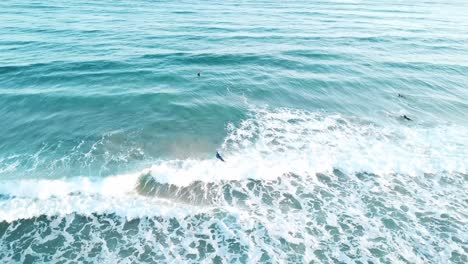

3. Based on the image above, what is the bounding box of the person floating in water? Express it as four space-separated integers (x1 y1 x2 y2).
197 72 201 77
402 115 412 121
398 93 405 98
216 151 225 162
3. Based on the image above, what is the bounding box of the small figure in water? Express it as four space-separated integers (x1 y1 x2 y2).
398 93 405 98
402 115 412 121
197 72 201 77
216 151 225 162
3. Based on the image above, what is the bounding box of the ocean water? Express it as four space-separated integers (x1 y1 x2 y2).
1 0 467 263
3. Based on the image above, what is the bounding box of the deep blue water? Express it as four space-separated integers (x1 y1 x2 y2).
1 0 467 263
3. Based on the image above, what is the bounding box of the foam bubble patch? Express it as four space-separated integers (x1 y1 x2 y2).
0 108 467 263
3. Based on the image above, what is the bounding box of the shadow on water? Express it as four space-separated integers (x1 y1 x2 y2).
135 172 219 205
135 171 309 214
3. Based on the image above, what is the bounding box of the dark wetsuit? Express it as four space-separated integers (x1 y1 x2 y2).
216 152 225 162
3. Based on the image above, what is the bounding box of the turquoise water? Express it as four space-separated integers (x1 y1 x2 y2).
1 0 467 263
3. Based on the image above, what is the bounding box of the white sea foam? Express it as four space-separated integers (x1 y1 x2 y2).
0 108 467 262
140 107 466 187
0 108 466 222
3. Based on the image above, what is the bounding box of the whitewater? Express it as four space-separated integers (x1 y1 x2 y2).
1 0 467 263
